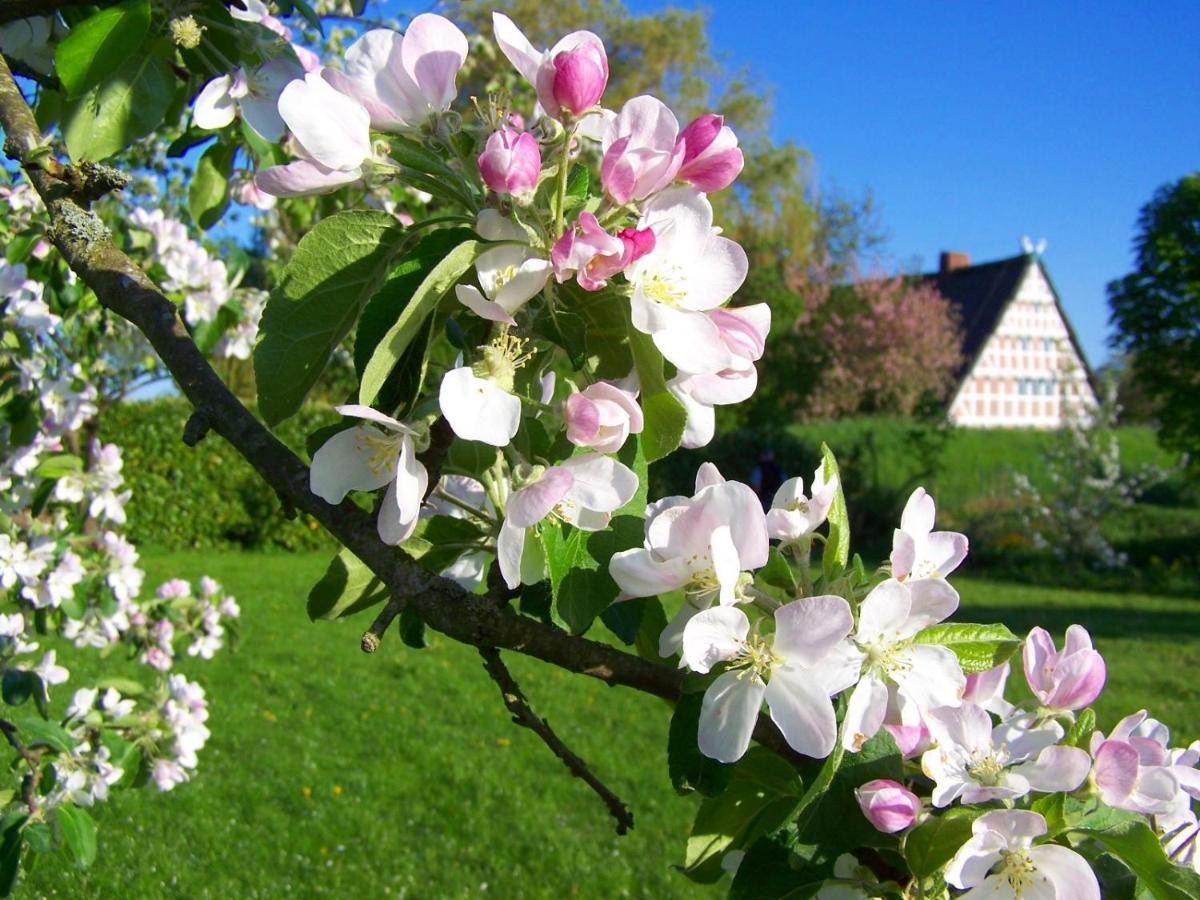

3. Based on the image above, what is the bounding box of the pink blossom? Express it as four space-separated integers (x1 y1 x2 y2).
492 13 608 120
477 128 541 198
1023 625 1106 712
600 96 685 204
551 212 646 291
677 114 743 192
564 382 644 454
855 779 920 833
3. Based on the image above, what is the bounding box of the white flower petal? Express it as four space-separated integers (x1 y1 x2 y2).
681 605 748 674
439 366 521 446
699 670 765 763
765 666 837 759
309 426 394 503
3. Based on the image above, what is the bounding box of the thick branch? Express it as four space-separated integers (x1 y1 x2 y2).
0 55 805 769
479 647 633 834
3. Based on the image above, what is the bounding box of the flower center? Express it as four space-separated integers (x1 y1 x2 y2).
999 849 1038 894
733 634 778 681
863 640 910 676
356 429 404 476
966 749 1009 786
786 497 811 514
909 557 943 580
641 267 686 307
473 330 533 392
492 264 519 291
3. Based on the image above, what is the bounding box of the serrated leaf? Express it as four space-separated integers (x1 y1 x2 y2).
56 805 97 869
668 693 734 797
62 52 174 162
31 453 82 479
819 443 849 580
683 748 804 883
905 808 982 878
913 622 1022 673
15 718 75 754
1065 707 1096 748
758 546 798 595
358 239 484 405
627 326 686 463
254 211 408 425
1 670 35 707
54 0 150 99
306 548 389 621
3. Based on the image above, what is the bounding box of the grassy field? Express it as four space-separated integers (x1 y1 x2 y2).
23 552 1200 898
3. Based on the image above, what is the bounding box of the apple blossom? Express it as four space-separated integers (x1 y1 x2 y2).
424 475 493 590
564 381 644 454
309 405 427 545
842 578 965 751
478 128 542 199
680 596 861 762
1023 624 1106 712
855 779 921 833
1090 710 1181 815
921 703 1090 806
552 212 653 291
945 810 1099 899
600 95 685 204
455 210 550 325
192 58 300 141
322 17 469 131
677 113 744 193
439 330 533 447
890 487 969 581
30 650 69 694
767 460 839 543
492 13 608 120
962 661 1014 717
625 188 748 374
497 454 638 590
277 71 373 172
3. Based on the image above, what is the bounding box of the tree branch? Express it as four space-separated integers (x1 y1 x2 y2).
479 647 634 834
0 54 806 770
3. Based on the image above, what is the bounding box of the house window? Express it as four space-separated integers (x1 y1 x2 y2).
1020 336 1031 351
1043 337 1053 352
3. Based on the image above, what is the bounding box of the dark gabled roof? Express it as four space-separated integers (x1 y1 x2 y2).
918 253 1032 380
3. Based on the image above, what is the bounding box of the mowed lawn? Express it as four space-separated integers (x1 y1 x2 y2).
24 553 1200 898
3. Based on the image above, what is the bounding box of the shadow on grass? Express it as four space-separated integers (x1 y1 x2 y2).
958 601 1200 642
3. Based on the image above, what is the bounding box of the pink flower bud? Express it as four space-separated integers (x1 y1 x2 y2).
550 39 608 117
551 212 630 291
855 779 920 833
677 114 744 192
478 128 542 198
564 382 644 454
1023 625 1106 711
884 722 931 759
617 227 655 264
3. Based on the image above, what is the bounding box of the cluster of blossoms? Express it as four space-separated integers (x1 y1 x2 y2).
128 208 266 359
0 207 238 850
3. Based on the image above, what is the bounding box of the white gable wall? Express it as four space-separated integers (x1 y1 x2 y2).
948 262 1097 428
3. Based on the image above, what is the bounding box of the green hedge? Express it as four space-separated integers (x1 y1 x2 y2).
99 398 338 551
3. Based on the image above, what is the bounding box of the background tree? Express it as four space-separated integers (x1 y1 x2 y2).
1107 172 1200 460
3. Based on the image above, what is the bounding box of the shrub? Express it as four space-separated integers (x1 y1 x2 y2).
99 398 337 551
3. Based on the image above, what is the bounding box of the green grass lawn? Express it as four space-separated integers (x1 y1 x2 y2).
22 553 1200 898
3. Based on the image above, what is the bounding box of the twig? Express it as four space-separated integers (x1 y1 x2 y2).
361 595 404 653
0 54 808 771
6 59 58 91
182 410 211 447
479 647 634 835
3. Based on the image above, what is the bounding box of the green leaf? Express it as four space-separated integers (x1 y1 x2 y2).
254 211 408 425
54 0 150 98
540 437 649 634
358 238 485 405
556 282 633 378
626 326 687 463
905 808 983 878
31 453 82 479
401 516 487 574
913 622 1022 674
306 549 389 621
1065 707 1097 748
758 546 798 596
683 748 804 883
188 140 235 229
56 805 97 869
94 677 146 696
819 443 849 581
397 609 427 649
729 832 831 900
15 718 75 754
0 811 26 896
62 52 174 162
668 693 734 797
794 730 902 853
1 670 35 707
599 596 646 645
1073 819 1200 900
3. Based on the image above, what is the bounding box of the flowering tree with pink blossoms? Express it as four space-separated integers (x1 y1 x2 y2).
1 5 1199 899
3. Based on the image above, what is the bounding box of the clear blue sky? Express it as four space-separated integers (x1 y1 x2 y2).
626 0 1200 367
